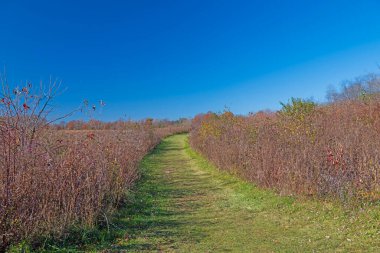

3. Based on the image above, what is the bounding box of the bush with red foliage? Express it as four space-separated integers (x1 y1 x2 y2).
0 78 188 251
190 96 380 203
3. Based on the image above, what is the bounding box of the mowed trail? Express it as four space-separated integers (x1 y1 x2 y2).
109 134 379 252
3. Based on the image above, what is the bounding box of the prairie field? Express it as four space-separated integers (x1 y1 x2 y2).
190 96 380 203
2 77 380 252
3 1 380 252
0 83 189 251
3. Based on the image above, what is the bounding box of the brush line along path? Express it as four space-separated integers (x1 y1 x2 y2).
107 134 379 252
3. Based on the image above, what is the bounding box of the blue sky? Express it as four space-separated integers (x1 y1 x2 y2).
1 0 380 120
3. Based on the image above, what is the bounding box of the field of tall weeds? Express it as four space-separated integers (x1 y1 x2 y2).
190 75 380 204
0 80 189 251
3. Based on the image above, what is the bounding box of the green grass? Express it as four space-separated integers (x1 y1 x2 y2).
20 134 380 252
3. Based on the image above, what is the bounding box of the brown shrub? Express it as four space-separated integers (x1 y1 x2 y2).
190 97 380 203
0 79 188 250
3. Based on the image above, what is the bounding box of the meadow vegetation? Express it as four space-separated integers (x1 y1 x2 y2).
3 73 380 251
190 74 380 203
31 134 380 252
0 78 189 251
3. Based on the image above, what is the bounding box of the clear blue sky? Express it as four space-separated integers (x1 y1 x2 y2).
1 0 380 120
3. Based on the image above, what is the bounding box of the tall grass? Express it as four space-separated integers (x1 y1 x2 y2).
0 78 188 251
190 79 380 203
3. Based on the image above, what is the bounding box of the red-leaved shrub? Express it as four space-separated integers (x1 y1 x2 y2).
0 79 188 251
190 96 380 203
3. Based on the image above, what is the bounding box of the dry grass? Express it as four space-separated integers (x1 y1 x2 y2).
190 96 380 203
0 79 189 251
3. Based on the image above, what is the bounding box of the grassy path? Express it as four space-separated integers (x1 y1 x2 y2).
43 134 379 252
101 134 378 252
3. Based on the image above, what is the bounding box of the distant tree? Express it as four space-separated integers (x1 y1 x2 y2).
326 73 380 102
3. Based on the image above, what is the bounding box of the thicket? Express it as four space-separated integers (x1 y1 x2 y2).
0 78 188 251
190 74 380 203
